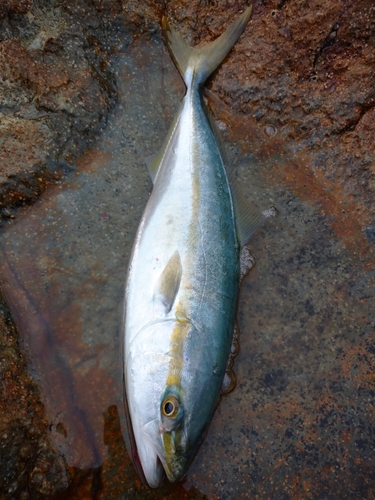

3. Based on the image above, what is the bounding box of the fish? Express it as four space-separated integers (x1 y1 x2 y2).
123 6 261 488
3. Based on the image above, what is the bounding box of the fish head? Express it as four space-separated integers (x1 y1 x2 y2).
157 382 211 484
133 381 209 487
126 319 224 487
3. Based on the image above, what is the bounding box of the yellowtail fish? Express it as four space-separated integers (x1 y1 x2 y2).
123 6 261 487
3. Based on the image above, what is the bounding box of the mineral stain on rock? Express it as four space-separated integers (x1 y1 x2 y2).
0 0 374 498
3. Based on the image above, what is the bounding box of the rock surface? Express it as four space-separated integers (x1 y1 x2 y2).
0 293 69 498
0 0 374 498
0 0 121 223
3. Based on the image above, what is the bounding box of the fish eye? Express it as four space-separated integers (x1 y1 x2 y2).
161 395 179 418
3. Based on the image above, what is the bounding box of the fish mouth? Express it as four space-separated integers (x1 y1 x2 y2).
137 443 188 487
145 456 165 489
140 420 192 487
123 413 165 488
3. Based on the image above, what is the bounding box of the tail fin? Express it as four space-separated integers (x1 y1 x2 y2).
162 6 252 87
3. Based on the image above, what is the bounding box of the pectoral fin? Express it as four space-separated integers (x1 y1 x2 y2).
154 251 182 313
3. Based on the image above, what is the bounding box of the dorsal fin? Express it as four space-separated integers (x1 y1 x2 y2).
154 251 182 313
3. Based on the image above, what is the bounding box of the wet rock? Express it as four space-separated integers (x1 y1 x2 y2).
0 0 124 224
0 0 31 20
209 0 375 231
0 0 374 498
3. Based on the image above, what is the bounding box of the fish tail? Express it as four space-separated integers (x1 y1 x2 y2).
162 6 252 88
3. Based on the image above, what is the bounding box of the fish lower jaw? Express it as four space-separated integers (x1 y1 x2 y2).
135 432 165 488
142 456 165 489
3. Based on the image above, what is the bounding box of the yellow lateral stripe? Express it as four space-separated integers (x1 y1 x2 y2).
163 93 202 464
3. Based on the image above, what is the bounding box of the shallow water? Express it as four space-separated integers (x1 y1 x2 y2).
1 31 374 499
